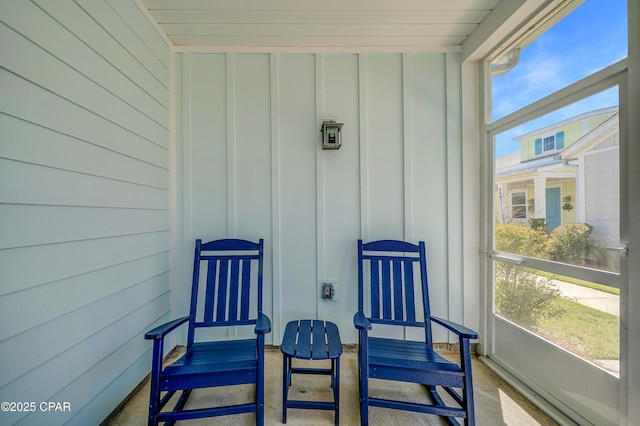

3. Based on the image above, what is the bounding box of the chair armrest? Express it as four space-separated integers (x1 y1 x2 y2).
255 312 271 335
144 316 190 340
354 311 372 331
429 315 478 339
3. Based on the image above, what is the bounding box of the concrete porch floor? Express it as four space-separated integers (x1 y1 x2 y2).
106 347 557 426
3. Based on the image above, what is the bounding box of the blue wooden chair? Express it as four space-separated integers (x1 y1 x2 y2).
144 238 271 426
353 239 477 426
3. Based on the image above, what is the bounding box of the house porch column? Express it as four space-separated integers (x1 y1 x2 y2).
533 176 546 221
576 157 586 222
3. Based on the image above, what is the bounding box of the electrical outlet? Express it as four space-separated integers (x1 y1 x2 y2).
321 282 335 300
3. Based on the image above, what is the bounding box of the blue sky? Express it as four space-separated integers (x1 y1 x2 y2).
492 0 628 157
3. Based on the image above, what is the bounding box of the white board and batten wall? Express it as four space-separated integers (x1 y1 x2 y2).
0 1 171 424
177 52 467 345
0 1 472 423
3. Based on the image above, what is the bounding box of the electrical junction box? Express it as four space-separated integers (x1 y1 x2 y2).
321 120 343 150
321 282 335 300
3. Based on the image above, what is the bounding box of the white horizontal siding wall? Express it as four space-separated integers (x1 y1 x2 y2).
584 145 620 248
0 1 170 424
177 52 464 345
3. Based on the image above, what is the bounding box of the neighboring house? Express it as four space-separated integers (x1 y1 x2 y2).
495 106 619 247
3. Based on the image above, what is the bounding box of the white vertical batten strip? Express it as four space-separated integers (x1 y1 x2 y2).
402 53 413 242
168 43 179 347
181 53 193 343
270 53 282 344
226 53 236 237
358 54 369 240
402 53 412 341
227 53 237 340
446 52 464 333
315 53 325 320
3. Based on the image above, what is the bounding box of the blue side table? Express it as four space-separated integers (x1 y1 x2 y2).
281 320 342 425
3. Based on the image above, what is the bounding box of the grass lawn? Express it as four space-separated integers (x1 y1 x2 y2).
537 271 620 295
535 298 619 360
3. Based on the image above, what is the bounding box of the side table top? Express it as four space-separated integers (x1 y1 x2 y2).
281 320 342 360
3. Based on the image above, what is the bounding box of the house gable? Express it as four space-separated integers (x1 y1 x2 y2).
516 107 618 161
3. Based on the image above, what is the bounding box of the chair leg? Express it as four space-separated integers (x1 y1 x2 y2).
257 380 265 426
357 354 361 401
282 354 289 424
426 386 460 426
148 398 158 426
334 358 340 426
148 340 164 426
461 339 475 426
148 390 158 426
462 380 475 426
174 389 192 412
358 335 369 426
359 375 368 426
257 336 265 426
359 360 369 426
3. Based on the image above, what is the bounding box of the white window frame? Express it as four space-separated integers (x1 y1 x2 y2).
475 2 639 423
480 57 629 426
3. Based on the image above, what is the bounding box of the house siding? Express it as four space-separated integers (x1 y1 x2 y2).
177 52 464 345
587 115 611 133
521 121 583 161
0 1 170 424
561 180 577 224
585 147 619 248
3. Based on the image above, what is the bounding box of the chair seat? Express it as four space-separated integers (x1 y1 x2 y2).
369 337 461 374
161 339 258 391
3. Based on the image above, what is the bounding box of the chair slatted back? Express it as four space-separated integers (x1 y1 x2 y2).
187 238 264 347
358 239 432 344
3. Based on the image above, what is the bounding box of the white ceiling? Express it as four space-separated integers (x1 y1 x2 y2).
140 0 502 52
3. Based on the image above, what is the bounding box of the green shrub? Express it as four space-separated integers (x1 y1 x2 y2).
495 223 552 259
494 222 602 328
550 223 594 263
495 262 565 328
591 246 619 272
528 218 546 231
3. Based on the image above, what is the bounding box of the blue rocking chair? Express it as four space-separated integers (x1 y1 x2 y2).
353 240 477 426
144 238 271 425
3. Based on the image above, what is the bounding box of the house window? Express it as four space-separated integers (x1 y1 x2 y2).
511 192 527 219
534 131 564 155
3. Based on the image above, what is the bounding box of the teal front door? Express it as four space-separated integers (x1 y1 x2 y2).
545 188 561 231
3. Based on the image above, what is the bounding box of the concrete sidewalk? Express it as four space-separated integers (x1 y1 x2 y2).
553 280 619 317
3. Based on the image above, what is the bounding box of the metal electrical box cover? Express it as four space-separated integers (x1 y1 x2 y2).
321 120 343 149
